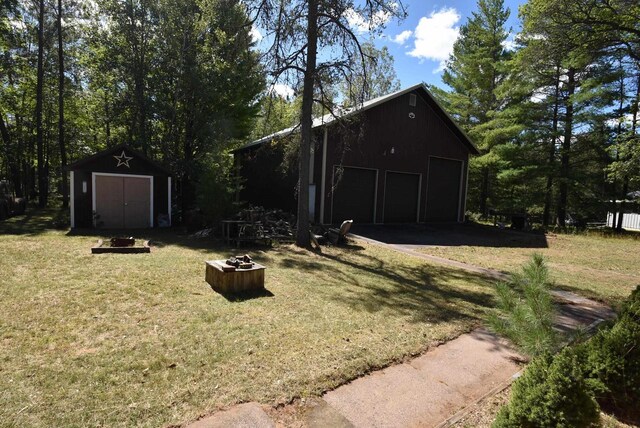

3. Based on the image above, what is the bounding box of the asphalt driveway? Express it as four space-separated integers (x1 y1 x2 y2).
349 223 548 250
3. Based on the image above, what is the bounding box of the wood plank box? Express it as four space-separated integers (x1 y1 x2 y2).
205 260 266 293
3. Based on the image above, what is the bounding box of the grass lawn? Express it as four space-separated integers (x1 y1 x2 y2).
420 229 640 305
0 210 495 427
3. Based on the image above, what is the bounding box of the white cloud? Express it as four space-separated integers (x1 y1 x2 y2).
407 8 461 71
250 25 263 42
606 113 636 129
502 33 516 51
530 93 546 103
392 30 413 45
345 6 394 34
270 84 295 99
502 39 517 51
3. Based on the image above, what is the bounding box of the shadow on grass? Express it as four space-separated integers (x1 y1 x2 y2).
213 288 275 302
277 257 324 271
313 246 497 325
5 210 495 326
0 207 68 235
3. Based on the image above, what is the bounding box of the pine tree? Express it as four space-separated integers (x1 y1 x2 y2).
440 0 511 216
503 0 620 226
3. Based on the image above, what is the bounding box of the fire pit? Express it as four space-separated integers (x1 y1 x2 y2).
91 237 151 254
205 254 265 293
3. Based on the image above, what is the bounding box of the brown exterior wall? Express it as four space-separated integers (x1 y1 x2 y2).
316 89 470 224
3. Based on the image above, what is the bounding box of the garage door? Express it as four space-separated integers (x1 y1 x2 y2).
384 172 420 223
332 167 376 223
95 175 151 228
425 157 462 222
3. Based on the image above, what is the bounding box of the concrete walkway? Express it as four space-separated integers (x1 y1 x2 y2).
187 302 613 428
322 329 523 428
186 234 615 428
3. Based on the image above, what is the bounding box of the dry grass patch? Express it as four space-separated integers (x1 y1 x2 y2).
0 211 494 427
421 232 640 304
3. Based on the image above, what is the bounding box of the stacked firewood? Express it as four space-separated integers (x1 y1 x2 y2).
234 206 296 240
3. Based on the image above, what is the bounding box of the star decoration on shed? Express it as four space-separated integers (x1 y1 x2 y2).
113 150 133 168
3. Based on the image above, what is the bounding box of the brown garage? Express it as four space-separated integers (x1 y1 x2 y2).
233 83 479 225
67 144 172 229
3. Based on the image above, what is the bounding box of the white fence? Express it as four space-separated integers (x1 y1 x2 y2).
607 212 640 231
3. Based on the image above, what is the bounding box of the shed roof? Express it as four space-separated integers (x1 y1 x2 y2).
233 83 479 155
67 143 171 175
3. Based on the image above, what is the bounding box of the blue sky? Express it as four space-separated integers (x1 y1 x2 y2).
254 0 527 97
364 0 526 89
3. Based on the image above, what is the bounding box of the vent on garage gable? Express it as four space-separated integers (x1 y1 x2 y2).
409 93 417 107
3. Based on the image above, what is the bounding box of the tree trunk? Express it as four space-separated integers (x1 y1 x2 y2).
182 82 196 216
58 0 68 208
138 2 147 155
0 111 11 156
616 179 628 232
296 0 318 248
0 111 20 188
36 0 47 208
543 67 561 226
105 93 111 146
479 167 490 218
556 68 575 227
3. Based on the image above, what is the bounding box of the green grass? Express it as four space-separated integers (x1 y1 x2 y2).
421 231 640 305
0 210 495 427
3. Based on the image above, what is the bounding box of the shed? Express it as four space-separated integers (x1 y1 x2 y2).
233 83 479 224
67 144 172 229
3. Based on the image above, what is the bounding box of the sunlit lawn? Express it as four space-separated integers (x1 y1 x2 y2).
0 210 495 427
420 230 640 305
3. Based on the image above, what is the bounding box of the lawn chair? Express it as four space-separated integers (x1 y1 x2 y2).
328 220 353 245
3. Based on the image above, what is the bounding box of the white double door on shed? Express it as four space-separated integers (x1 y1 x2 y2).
93 173 152 228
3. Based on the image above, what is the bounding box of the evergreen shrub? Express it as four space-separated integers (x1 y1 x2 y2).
582 285 640 424
493 347 600 428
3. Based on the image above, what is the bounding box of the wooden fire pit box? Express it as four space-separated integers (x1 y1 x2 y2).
205 260 266 293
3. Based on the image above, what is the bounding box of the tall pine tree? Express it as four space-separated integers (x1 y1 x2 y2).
439 0 511 216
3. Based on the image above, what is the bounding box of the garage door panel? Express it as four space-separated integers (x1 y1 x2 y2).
384 172 420 223
426 158 462 222
124 177 151 228
332 167 376 223
94 175 151 229
95 175 124 228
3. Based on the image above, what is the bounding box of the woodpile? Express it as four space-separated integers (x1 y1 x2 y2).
233 206 296 242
